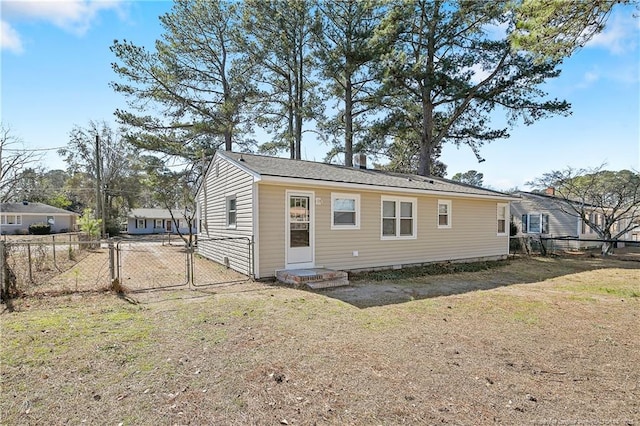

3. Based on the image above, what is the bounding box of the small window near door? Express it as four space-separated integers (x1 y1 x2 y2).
331 193 360 229
155 219 163 229
497 203 508 235
438 200 451 229
226 195 237 228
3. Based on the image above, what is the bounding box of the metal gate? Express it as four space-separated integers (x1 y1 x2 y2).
115 237 252 292
115 239 190 291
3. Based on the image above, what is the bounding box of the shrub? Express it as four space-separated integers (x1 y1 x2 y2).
28 222 51 235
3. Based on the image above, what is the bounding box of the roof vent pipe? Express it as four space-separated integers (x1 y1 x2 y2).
353 153 367 169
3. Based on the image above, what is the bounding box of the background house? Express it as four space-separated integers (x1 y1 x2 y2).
510 191 602 249
0 202 78 234
196 151 514 279
127 208 197 235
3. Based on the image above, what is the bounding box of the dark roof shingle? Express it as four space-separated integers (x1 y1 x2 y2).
1 202 78 215
220 151 510 199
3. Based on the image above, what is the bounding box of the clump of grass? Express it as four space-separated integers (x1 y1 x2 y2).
109 278 129 295
350 259 508 282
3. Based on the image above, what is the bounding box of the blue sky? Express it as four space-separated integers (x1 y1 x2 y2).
1 1 639 191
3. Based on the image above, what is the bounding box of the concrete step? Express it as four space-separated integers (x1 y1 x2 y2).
276 268 349 289
306 276 350 289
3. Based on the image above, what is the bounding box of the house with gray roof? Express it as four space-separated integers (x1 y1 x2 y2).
511 190 637 250
0 202 79 234
196 151 515 282
127 208 197 235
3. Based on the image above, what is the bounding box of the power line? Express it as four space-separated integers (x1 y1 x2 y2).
2 146 66 152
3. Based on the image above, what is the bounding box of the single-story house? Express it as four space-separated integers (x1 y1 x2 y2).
196 151 515 280
126 208 197 235
511 190 607 249
0 202 79 234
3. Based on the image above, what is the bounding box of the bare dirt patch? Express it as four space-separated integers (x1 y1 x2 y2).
1 257 638 425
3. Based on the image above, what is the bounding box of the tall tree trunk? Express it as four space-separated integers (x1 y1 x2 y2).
295 35 304 160
224 130 232 151
288 80 295 159
419 85 434 176
344 76 354 167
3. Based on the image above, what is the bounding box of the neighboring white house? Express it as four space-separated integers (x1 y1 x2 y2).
0 202 79 234
126 208 197 235
196 151 515 279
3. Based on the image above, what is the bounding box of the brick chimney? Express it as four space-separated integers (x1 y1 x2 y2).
353 153 367 169
545 187 555 196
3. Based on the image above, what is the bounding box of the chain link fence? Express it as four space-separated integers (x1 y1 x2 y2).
509 235 637 256
1 234 109 297
1 235 252 300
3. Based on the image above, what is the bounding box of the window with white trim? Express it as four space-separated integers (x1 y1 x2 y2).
226 195 237 228
331 193 360 229
437 200 451 229
522 213 549 234
497 203 508 235
1 214 22 225
136 219 145 229
381 196 416 239
154 219 163 229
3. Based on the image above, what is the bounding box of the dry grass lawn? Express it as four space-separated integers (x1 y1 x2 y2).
1 256 638 425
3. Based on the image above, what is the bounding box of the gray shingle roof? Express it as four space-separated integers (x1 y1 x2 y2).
1 202 78 215
129 208 186 219
220 151 511 199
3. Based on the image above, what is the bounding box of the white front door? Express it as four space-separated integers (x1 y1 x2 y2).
286 191 314 268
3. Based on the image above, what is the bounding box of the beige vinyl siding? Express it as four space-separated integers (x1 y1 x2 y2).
256 184 286 277
197 156 254 276
257 183 508 278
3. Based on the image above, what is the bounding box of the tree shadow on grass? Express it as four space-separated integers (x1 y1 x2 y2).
313 256 640 309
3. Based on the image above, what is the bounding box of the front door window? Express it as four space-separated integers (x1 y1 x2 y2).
290 196 309 248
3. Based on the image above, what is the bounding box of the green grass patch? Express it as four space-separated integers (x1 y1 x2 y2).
558 280 640 299
0 302 153 368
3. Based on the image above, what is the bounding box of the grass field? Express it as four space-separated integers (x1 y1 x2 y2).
1 256 639 425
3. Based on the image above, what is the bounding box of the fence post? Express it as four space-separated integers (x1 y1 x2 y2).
27 243 33 282
52 235 57 268
108 241 116 286
187 243 194 288
1 241 6 300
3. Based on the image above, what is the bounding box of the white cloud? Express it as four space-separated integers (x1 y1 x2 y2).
2 0 126 38
586 11 639 55
1 19 23 53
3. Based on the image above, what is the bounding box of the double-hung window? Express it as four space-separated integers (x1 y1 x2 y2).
1 215 21 225
226 195 237 228
497 203 508 235
381 196 416 239
522 213 549 234
154 219 163 229
437 200 452 229
136 219 145 229
331 193 360 229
